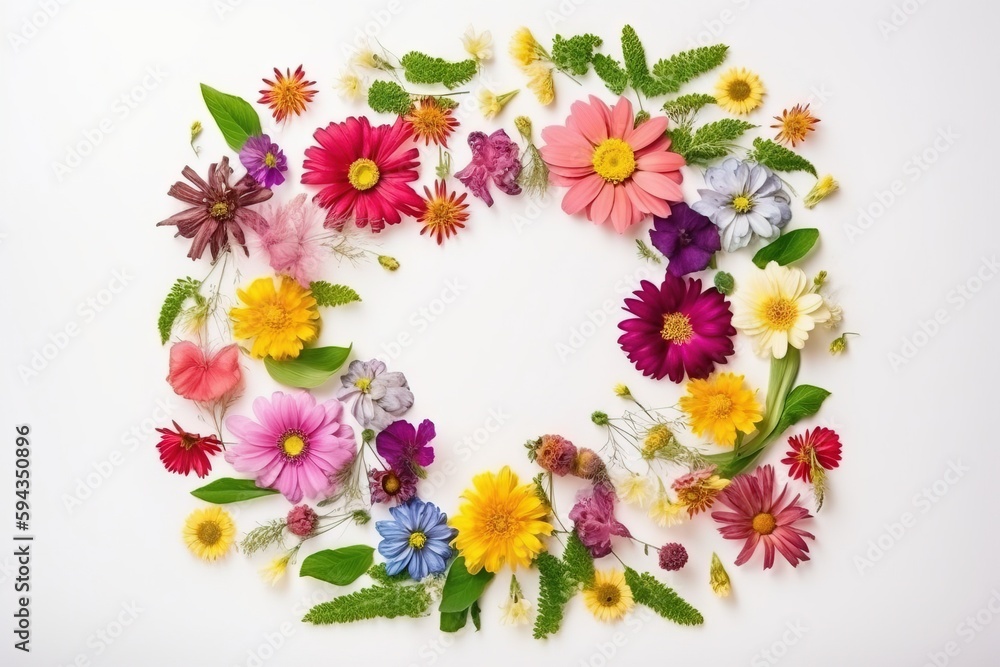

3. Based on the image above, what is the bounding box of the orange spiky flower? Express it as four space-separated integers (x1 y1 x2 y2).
258 65 318 122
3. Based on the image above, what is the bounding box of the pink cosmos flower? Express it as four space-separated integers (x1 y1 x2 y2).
540 95 685 232
252 193 328 287
711 465 815 569
167 341 243 404
225 392 357 503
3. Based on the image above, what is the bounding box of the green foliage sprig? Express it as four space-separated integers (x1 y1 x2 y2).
157 277 201 344
662 93 717 126
309 281 361 308
400 52 477 89
668 119 756 166
551 34 603 76
533 532 594 639
302 583 431 624
367 80 414 116
748 138 818 176
623 568 704 626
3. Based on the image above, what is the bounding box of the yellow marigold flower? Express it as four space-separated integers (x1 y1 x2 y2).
231 276 320 360
525 63 555 106
183 506 236 561
679 373 762 447
710 552 731 597
582 569 635 622
804 175 839 209
335 70 364 101
449 466 553 574
477 88 519 119
510 27 544 67
715 67 765 115
260 553 291 585
462 25 493 63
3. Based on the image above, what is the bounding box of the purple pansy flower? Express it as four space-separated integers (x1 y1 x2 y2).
568 483 632 558
455 129 522 206
376 419 436 471
649 203 722 277
239 134 288 188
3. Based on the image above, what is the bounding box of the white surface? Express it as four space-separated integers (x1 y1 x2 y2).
3 0 1000 665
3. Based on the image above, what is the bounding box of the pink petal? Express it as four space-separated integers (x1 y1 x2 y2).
636 151 686 172
609 97 633 138
589 182 615 225
632 170 684 202
562 174 605 215
570 98 609 146
625 117 669 150
610 185 633 233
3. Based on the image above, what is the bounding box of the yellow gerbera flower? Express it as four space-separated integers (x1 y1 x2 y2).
731 261 832 359
449 466 553 574
230 276 320 360
183 506 236 561
715 67 765 115
525 63 555 105
509 27 545 67
679 373 763 446
582 569 635 622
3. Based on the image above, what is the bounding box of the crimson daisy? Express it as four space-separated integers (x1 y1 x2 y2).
782 427 842 483
155 422 223 478
618 273 736 383
418 180 469 244
258 65 318 122
404 97 459 147
301 117 423 232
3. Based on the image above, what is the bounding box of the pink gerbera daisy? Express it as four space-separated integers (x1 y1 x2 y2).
225 392 357 503
540 95 685 232
782 427 842 482
301 116 423 232
711 465 815 569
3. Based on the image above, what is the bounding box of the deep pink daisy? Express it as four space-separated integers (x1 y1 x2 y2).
782 427 842 482
539 95 685 232
711 465 815 569
618 273 736 383
225 392 356 503
301 116 423 232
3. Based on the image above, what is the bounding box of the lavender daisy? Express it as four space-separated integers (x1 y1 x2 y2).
239 134 288 188
335 359 414 430
691 158 792 252
376 498 456 580
649 203 722 276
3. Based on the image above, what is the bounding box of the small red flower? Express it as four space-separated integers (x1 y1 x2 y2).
155 422 223 478
782 427 842 483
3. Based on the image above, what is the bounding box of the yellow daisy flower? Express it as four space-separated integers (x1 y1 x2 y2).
715 67 765 115
731 261 832 359
449 466 553 574
230 276 320 360
582 570 635 622
183 506 236 561
509 27 544 67
678 373 763 447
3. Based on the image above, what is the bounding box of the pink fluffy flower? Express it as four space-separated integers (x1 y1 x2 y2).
540 95 685 232
711 465 815 569
286 504 319 537
225 392 357 503
167 341 243 404
252 193 328 287
568 483 632 558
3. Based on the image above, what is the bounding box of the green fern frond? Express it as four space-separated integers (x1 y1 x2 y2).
651 44 729 93
592 54 629 95
532 552 573 639
157 277 201 344
400 52 476 89
562 532 595 586
551 33 603 76
668 119 756 166
747 138 818 176
303 583 431 624
624 567 704 626
309 281 361 308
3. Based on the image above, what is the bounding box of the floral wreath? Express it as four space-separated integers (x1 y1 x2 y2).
155 25 852 635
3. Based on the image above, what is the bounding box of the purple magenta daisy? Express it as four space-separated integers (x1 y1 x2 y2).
368 467 418 505
649 202 721 277
239 134 288 188
455 129 522 206
618 273 736 383
568 483 631 558
376 419 436 472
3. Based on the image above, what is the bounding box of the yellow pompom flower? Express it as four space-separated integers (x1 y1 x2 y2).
230 276 320 360
510 27 544 67
582 570 635 622
449 466 553 574
715 67 765 115
679 373 763 447
525 63 555 105
183 506 236 561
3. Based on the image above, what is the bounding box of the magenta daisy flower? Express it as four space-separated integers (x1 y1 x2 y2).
225 392 356 503
711 465 815 569
782 427 842 482
617 274 736 383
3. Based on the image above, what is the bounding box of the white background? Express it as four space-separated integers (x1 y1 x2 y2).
3 0 1000 665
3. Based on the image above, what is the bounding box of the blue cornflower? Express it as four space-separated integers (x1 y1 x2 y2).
376 498 456 580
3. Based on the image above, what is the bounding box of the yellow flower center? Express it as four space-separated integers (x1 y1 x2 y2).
281 432 307 458
264 152 277 168
196 521 222 546
763 297 799 331
348 158 380 191
660 312 694 344
752 512 777 535
210 201 230 219
591 138 636 184
593 583 622 607
381 472 401 495
427 199 462 226
408 531 427 549
727 80 752 102
263 305 291 331
486 512 514 538
707 394 734 420
354 377 373 393
732 195 753 213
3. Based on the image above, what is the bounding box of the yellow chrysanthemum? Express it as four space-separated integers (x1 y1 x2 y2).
582 570 635 622
525 63 555 106
230 276 320 360
679 373 763 446
449 466 553 574
510 27 544 67
648 491 686 527
462 26 493 63
731 261 832 359
183 506 236 561
715 67 765 115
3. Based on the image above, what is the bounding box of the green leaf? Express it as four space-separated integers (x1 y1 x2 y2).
440 608 469 632
592 54 629 95
263 345 352 389
551 33 603 76
439 557 495 613
774 385 831 437
299 546 375 586
190 478 278 504
662 93 717 124
562 532 595 586
367 80 413 116
651 45 729 93
624 568 703 626
752 229 821 269
748 138 817 177
200 84 262 152
303 584 431 624
621 25 658 96
669 119 756 166
400 52 477 89
470 600 482 631
309 281 361 308
157 277 201 344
